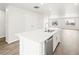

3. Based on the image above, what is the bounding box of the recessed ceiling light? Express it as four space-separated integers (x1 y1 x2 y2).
34 6 40 9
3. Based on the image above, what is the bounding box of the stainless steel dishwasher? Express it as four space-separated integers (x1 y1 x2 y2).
44 36 53 55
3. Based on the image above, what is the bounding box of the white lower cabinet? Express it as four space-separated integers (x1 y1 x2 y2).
53 32 60 52
19 29 61 55
20 33 60 55
53 34 57 51
20 37 43 55
20 37 53 55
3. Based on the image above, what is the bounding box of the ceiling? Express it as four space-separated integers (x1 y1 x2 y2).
0 3 79 16
10 3 65 14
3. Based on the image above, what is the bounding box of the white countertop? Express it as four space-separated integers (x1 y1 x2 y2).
17 28 60 43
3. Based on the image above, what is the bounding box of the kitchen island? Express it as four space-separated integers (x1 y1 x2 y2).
17 28 61 55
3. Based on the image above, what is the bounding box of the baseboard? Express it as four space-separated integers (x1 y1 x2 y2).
6 39 19 44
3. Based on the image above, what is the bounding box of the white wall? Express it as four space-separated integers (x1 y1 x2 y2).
47 17 79 30
58 4 79 30
25 9 43 31
45 4 79 30
6 5 43 43
0 10 5 38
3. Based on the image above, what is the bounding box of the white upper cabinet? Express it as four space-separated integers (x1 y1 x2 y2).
43 4 79 30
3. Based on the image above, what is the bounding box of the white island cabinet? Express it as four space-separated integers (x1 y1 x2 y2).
53 30 61 52
17 29 61 55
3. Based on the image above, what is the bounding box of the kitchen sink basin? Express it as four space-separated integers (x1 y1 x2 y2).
45 30 55 32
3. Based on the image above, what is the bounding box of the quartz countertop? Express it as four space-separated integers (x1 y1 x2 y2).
17 28 60 43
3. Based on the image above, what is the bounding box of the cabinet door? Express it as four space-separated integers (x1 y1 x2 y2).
53 33 59 52
20 37 42 55
53 31 61 52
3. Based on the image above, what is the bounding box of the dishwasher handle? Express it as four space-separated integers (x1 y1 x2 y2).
45 36 53 43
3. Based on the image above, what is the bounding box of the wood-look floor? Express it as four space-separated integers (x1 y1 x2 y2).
0 40 19 55
54 29 79 55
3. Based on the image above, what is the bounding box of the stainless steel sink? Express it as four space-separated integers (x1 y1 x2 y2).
45 30 55 32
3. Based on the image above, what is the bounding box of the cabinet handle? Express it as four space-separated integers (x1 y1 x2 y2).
45 36 53 43
47 36 53 40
